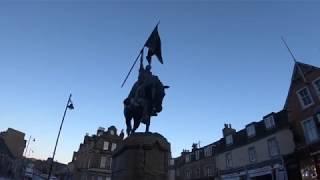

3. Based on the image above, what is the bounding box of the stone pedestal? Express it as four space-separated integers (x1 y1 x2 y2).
112 132 171 180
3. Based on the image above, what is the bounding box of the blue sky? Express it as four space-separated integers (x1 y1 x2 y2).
0 1 320 163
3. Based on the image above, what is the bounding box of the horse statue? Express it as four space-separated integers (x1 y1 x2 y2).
124 70 169 136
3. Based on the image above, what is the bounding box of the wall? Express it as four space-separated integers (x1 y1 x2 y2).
0 128 26 158
215 129 295 170
285 68 320 146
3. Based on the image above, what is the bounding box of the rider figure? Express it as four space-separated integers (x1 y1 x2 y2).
126 57 155 121
136 58 154 120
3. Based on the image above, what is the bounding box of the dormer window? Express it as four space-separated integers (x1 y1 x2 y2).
246 124 256 137
225 135 233 145
297 87 314 109
110 130 115 135
264 115 275 129
313 77 320 95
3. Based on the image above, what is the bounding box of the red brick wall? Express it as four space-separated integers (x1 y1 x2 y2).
286 69 320 147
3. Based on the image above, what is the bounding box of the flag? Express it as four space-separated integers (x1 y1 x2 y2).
67 98 74 110
144 25 163 64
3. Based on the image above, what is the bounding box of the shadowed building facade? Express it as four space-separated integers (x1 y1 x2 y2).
71 126 124 180
174 143 217 180
0 128 26 158
173 110 295 180
215 110 295 180
0 128 26 179
283 62 320 179
0 138 14 177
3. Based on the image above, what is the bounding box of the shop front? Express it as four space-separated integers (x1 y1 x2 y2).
219 160 288 180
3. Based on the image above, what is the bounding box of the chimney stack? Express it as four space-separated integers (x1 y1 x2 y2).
222 123 236 137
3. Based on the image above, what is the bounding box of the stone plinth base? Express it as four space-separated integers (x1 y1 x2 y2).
112 132 170 180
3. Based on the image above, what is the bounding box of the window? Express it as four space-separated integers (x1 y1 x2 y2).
225 135 233 145
316 113 320 123
246 124 256 137
106 177 111 180
185 169 191 179
106 157 112 169
225 152 232 168
176 169 180 176
196 168 200 177
185 154 190 163
195 150 200 160
111 143 117 151
205 166 213 176
313 78 320 95
297 87 314 109
100 156 107 168
87 158 91 168
302 118 319 143
81 175 87 180
97 177 103 180
110 130 115 135
264 115 275 129
248 147 257 162
268 138 280 157
169 159 174 166
103 141 109 150
204 146 212 157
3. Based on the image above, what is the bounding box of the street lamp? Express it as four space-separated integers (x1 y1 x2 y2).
47 94 74 180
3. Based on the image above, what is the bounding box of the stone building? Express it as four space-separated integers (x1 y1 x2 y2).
0 128 26 158
0 137 14 177
283 62 320 179
71 126 124 180
215 110 295 180
173 110 295 180
174 143 217 180
0 128 26 179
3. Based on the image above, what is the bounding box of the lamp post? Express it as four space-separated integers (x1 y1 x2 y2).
47 94 74 180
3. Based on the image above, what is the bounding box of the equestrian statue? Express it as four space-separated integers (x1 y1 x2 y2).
124 54 168 135
122 24 168 136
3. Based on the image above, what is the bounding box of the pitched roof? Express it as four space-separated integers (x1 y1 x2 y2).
0 137 13 158
284 61 320 109
291 62 319 82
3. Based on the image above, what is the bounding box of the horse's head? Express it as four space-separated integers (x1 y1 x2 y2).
151 76 169 113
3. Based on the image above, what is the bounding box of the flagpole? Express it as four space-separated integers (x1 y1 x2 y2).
121 49 143 88
281 37 307 82
47 94 72 180
121 21 160 88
